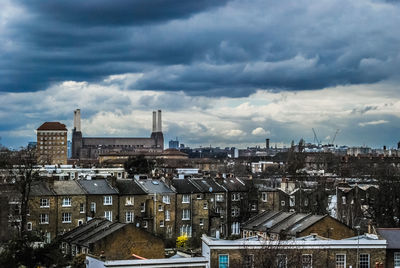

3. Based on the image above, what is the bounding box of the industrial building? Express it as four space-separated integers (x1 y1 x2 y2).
71 109 164 160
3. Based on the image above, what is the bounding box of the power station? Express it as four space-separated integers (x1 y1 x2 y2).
71 109 164 160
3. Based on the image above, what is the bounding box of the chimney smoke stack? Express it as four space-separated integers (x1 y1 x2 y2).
157 110 162 132
74 109 81 132
152 111 157 132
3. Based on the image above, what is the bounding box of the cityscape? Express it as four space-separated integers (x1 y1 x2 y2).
2 0 400 268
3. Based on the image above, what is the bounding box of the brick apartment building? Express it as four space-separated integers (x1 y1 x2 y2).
36 122 68 165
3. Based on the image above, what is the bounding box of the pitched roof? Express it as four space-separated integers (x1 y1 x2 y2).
78 179 119 195
172 179 201 194
116 179 147 195
377 228 400 248
219 177 248 192
190 178 226 193
30 181 55 196
53 180 85 195
137 179 174 194
37 122 67 131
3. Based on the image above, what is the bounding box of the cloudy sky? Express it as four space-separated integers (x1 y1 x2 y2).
1 0 400 149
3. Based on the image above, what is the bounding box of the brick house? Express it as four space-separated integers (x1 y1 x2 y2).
77 179 119 222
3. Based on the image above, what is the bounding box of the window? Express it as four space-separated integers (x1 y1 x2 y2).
359 253 369 268
180 225 192 237
45 232 51 244
244 254 254 268
203 202 208 209
27 222 32 231
335 254 346 268
125 196 134 206
90 202 96 213
141 202 146 212
251 203 257 211
216 194 224 202
200 218 204 226
165 210 170 221
79 203 85 213
277 254 287 268
104 196 112 205
302 254 312 268
231 207 240 217
62 197 71 207
196 194 202 199
281 201 286 206
342 196 346 204
158 204 163 211
143 221 148 228
262 192 268 202
304 198 309 206
218 254 229 268
182 194 190 203
160 220 164 227
126 211 134 223
40 198 50 208
163 195 170 204
232 193 240 201
394 252 400 268
62 212 72 223
40 213 49 224
290 196 295 207
104 211 112 221
182 209 190 220
78 220 83 226
231 222 240 235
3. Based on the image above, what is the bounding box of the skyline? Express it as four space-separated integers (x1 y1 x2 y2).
2 0 400 149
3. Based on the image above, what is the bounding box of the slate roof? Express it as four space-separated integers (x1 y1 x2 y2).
243 210 328 236
220 177 248 192
377 228 400 249
78 179 119 195
172 179 201 194
115 179 147 195
137 179 175 194
37 122 67 131
53 180 85 195
190 178 226 193
30 181 55 196
60 218 127 247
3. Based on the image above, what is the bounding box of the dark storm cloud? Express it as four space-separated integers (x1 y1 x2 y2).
2 0 400 96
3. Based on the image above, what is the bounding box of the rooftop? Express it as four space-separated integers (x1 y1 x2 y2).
37 122 67 131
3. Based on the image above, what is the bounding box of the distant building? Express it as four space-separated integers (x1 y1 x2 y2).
36 122 68 165
72 109 164 160
67 140 72 158
169 139 179 149
28 142 37 149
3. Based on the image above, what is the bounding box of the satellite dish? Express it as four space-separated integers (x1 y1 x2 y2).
209 187 213 192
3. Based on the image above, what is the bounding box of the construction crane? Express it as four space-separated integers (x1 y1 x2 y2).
312 128 321 145
330 129 340 145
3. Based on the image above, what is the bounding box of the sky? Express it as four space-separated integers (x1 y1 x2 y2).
1 0 400 149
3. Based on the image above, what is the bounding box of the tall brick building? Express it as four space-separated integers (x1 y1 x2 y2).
36 122 68 165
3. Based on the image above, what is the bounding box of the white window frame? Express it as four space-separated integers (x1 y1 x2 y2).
262 192 268 202
90 202 96 213
232 193 240 201
359 253 370 268
335 254 346 268
125 196 134 206
200 218 204 226
218 254 229 268
160 220 164 227
165 210 170 221
216 194 224 202
158 204 163 211
143 220 148 228
182 209 191 220
62 197 71 207
62 212 72 223
79 203 85 213
302 254 312 268
27 222 32 231
125 211 134 223
104 196 112 205
180 224 192 237
104 211 112 221
203 202 208 209
163 195 170 204
182 194 190 203
40 213 49 224
141 202 146 212
40 198 50 208
394 252 400 268
281 200 286 206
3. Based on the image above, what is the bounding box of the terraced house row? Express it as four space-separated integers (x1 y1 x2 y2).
23 175 345 246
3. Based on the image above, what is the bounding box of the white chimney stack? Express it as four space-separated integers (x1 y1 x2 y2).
157 110 162 132
74 109 81 132
152 111 157 132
